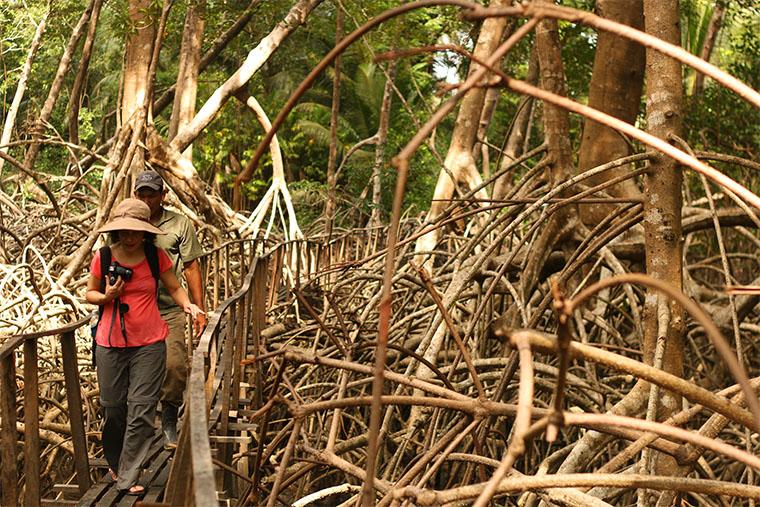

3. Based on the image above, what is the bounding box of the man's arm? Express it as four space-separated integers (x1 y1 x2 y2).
183 259 207 336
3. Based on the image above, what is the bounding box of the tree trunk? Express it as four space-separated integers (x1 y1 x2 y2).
121 0 156 125
693 1 725 95
414 0 512 272
324 6 343 238
534 11 573 183
22 1 93 179
638 1 685 503
234 92 302 241
174 0 324 158
492 47 538 201
577 0 644 225
153 0 259 116
474 87 499 179
146 126 230 230
369 62 396 229
0 11 47 176
168 0 206 162
115 0 157 200
519 1 577 301
67 0 104 148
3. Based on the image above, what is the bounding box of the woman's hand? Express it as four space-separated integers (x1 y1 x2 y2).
183 303 205 321
103 276 125 303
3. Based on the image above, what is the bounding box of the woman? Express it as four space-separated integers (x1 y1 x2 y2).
86 198 204 495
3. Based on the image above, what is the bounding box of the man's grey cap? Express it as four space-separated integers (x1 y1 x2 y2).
134 170 164 191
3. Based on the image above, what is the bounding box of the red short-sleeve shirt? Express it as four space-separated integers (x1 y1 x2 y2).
90 248 173 348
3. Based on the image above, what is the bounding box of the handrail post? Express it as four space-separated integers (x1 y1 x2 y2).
0 354 18 505
60 330 91 493
268 246 282 309
225 243 231 299
252 260 267 410
213 249 220 308
218 299 239 495
23 340 41 507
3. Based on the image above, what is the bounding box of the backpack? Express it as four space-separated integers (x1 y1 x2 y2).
91 243 161 364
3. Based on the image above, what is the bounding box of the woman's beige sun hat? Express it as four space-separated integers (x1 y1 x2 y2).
97 198 166 235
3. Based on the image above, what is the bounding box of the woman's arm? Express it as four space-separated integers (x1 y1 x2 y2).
160 270 205 319
86 273 124 305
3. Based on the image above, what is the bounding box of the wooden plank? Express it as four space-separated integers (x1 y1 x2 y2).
75 479 112 507
164 419 191 506
42 499 80 506
231 291 247 416
251 262 268 411
208 435 250 444
141 453 172 504
52 484 82 494
89 458 110 468
23 339 41 507
115 449 172 507
94 483 123 506
0 355 18 506
60 330 91 493
188 352 217 506
91 436 163 507
75 461 124 507
227 422 259 432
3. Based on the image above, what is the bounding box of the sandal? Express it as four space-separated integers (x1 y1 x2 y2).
107 469 118 482
123 485 145 496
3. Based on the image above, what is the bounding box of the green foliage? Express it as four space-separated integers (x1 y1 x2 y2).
76 107 98 143
684 1 760 159
289 179 328 227
5 0 758 229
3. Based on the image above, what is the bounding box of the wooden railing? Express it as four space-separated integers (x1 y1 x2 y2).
0 238 261 504
198 238 264 310
0 233 366 505
0 316 92 506
165 233 367 505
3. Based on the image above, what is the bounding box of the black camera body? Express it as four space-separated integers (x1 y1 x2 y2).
108 263 133 285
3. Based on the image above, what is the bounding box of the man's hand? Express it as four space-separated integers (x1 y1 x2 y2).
183 303 205 319
193 311 208 337
183 259 206 337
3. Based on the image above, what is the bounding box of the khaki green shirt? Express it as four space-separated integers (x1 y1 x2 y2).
153 208 203 310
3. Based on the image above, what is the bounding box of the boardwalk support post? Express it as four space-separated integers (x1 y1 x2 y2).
60 330 91 494
0 355 18 505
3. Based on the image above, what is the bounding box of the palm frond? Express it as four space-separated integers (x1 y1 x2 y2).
294 102 332 119
294 119 333 147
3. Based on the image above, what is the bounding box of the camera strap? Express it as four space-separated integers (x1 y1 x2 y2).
118 301 129 343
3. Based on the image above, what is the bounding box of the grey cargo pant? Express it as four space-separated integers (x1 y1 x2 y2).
159 309 188 405
96 340 166 490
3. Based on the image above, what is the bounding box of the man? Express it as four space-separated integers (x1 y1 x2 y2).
134 170 207 447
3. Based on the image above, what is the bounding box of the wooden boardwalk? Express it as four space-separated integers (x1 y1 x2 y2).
74 433 172 507
3 236 360 506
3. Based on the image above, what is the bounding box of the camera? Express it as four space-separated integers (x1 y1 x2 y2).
108 263 133 285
